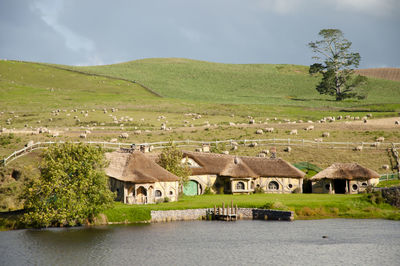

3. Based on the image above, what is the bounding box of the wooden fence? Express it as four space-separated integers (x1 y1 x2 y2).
2 138 400 167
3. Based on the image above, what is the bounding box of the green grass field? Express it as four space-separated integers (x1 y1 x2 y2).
70 58 400 108
102 193 400 223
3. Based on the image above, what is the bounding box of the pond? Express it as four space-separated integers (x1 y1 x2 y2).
1 219 399 266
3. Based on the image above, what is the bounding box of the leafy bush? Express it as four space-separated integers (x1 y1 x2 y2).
158 142 191 188
22 143 115 228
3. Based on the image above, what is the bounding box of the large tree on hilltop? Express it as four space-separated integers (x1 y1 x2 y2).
308 29 367 101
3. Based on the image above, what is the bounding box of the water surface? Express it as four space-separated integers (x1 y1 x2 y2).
1 219 399 266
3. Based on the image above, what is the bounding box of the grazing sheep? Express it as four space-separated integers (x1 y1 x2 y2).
305 125 314 131
80 133 87 139
314 138 323 142
249 142 258 147
231 146 238 151
120 133 129 139
26 140 34 147
284 147 292 152
322 132 330 138
265 127 274 132
257 153 266 157
85 130 91 134
261 150 270 155
366 113 372 118
249 119 255 124
222 151 229 155
289 129 298 135
256 129 264 134
307 120 314 123
229 122 235 126
354 146 363 151
395 121 399 125
382 165 390 170
376 136 385 142
110 138 118 143
52 132 59 137
371 142 380 147
134 130 142 135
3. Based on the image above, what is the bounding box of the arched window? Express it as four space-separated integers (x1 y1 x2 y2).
155 190 162 197
236 181 245 190
352 184 358 191
268 181 279 190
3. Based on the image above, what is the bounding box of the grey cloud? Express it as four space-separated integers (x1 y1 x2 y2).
0 0 399 67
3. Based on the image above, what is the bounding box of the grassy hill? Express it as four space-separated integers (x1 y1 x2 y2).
69 58 400 108
0 60 159 112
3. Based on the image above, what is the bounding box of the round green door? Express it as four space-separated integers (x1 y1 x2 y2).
183 180 198 196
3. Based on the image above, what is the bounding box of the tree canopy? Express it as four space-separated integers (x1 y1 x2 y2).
157 143 191 190
309 29 367 101
22 143 114 228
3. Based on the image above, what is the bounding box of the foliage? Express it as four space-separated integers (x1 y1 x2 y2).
158 142 191 187
309 29 368 101
22 143 114 228
203 186 214 195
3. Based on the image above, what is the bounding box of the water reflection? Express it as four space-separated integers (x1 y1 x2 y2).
1 219 399 266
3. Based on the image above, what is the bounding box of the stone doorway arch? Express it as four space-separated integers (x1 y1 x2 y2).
136 186 147 204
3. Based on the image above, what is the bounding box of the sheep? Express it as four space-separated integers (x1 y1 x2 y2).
289 129 298 135
120 133 129 139
134 130 142 135
322 132 330 138
221 151 229 155
354 146 363 151
376 136 385 142
284 147 292 152
261 149 270 155
395 121 399 125
305 125 314 131
314 138 323 142
85 130 91 134
249 119 255 124
110 138 118 143
249 142 258 147
256 129 264 134
371 142 380 147
382 165 390 170
265 127 274 132
80 133 87 139
229 122 236 126
257 153 266 157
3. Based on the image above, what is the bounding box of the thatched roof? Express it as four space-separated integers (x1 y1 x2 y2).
310 163 380 180
182 151 305 178
105 151 180 183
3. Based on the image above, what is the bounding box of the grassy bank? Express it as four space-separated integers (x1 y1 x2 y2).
102 193 400 223
1 193 399 230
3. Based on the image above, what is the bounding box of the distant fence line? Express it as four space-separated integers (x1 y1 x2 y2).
2 138 400 168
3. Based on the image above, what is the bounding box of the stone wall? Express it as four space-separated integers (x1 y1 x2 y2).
381 186 400 208
150 208 294 222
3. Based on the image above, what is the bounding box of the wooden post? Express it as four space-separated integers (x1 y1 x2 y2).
214 205 216 216
223 202 225 216
231 200 233 216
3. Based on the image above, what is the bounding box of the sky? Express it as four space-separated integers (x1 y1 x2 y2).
0 0 399 68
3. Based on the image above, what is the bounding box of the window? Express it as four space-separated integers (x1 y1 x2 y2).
268 181 279 190
361 182 368 188
169 191 174 196
325 184 330 190
288 184 293 189
352 184 358 191
236 182 245 190
155 190 162 197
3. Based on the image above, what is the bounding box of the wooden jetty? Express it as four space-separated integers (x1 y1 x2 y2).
207 201 238 221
